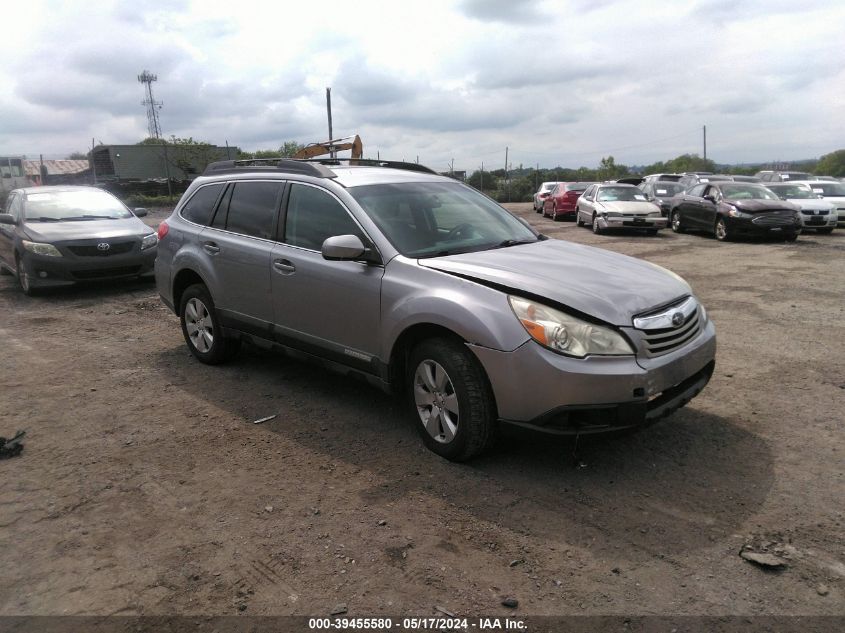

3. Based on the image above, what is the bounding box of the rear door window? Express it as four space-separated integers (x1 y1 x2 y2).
180 183 225 226
225 181 283 240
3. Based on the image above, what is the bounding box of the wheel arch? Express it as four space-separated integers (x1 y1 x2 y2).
172 268 210 312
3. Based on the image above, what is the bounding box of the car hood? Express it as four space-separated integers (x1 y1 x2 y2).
598 200 660 215
23 217 152 242
419 240 691 326
725 199 799 213
786 199 835 211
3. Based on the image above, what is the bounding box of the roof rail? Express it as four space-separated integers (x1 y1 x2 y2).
303 158 438 175
202 158 336 178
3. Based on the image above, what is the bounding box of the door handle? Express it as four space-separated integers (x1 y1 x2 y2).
202 241 220 255
273 259 296 274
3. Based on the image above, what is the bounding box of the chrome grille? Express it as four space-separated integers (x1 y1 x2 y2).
752 211 796 226
633 296 703 358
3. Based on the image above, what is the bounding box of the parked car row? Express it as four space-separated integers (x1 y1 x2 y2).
532 170 844 240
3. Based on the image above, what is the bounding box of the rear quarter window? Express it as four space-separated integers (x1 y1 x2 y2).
180 183 225 226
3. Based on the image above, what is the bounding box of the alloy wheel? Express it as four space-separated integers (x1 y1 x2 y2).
185 297 214 353
413 359 459 444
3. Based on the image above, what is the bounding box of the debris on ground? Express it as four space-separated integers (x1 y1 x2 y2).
434 606 455 617
264 505 274 513
501 597 518 609
330 604 348 616
252 414 277 425
377 519 387 526
816 584 829 596
740 549 787 569
508 559 523 568
0 430 25 459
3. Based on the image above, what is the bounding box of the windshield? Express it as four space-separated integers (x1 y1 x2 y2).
596 186 646 202
768 185 814 199
720 185 780 200
808 183 845 196
652 183 684 196
24 190 132 221
349 181 538 258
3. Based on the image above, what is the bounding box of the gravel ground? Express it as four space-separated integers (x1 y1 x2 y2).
0 203 842 618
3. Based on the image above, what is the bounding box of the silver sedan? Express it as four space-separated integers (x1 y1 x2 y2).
576 183 668 235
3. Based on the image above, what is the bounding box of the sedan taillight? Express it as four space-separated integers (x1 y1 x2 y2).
157 220 169 240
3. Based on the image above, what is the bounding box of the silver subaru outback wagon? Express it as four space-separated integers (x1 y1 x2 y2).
155 159 716 461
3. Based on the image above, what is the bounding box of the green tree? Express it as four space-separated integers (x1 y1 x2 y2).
66 151 88 160
280 141 304 157
815 150 845 177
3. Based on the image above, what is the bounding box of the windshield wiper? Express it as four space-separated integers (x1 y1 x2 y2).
61 215 122 221
493 239 537 249
27 217 63 222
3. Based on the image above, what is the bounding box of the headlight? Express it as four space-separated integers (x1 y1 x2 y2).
21 240 62 257
141 233 158 250
508 296 635 358
726 206 751 218
647 211 662 217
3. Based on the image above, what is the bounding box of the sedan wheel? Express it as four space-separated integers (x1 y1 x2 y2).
576 208 584 227
671 210 685 233
715 217 730 241
15 255 36 296
592 214 603 235
185 297 214 353
407 338 496 461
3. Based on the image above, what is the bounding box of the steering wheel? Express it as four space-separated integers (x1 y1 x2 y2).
446 223 476 241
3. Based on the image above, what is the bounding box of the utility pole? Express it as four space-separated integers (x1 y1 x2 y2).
91 138 97 185
505 147 509 203
326 87 334 158
703 125 707 162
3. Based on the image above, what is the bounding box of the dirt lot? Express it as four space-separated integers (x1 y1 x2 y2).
0 203 843 618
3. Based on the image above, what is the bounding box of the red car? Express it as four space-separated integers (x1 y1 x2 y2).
543 182 594 220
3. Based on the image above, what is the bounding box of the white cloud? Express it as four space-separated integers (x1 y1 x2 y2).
0 0 843 168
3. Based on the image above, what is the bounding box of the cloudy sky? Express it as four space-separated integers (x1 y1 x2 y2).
1 0 844 171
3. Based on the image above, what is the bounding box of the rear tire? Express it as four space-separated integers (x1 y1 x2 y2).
715 217 730 241
407 338 497 462
576 209 584 227
179 284 241 364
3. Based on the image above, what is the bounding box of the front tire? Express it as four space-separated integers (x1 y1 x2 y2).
179 284 241 364
576 208 584 227
407 338 496 462
15 254 36 296
715 217 730 241
671 209 685 233
592 214 604 235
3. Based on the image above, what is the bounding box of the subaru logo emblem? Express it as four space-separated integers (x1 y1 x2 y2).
97 242 110 251
671 312 685 328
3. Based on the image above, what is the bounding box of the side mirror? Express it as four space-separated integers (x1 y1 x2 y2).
133 208 148 217
322 234 370 262
703 195 716 203
0 213 15 225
